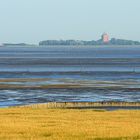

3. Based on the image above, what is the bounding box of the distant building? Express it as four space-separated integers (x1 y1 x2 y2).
102 33 109 43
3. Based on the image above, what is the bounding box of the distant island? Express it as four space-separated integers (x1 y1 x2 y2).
1 33 140 47
3 43 29 46
1 43 36 47
39 33 140 46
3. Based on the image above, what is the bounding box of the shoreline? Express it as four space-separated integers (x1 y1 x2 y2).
19 102 140 111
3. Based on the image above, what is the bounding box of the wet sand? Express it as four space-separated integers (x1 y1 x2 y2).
0 77 140 107
1 46 140 107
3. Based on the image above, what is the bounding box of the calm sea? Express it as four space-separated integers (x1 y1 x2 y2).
0 45 140 107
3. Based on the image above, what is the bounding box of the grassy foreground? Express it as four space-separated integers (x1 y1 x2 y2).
0 106 140 140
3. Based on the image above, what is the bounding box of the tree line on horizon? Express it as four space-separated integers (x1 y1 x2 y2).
39 38 140 46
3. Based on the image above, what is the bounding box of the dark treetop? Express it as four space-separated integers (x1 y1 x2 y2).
39 38 140 46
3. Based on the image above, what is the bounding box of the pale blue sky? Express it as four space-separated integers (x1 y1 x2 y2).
0 0 140 43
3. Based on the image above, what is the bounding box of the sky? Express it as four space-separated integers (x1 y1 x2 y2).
0 0 140 44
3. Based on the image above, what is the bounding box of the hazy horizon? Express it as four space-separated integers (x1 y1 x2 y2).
0 0 140 44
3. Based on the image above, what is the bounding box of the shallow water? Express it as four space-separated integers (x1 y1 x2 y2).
0 45 140 107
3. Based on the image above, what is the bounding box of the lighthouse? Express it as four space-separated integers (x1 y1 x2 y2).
102 33 109 43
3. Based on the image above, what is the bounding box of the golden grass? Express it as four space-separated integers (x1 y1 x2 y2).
0 105 140 140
